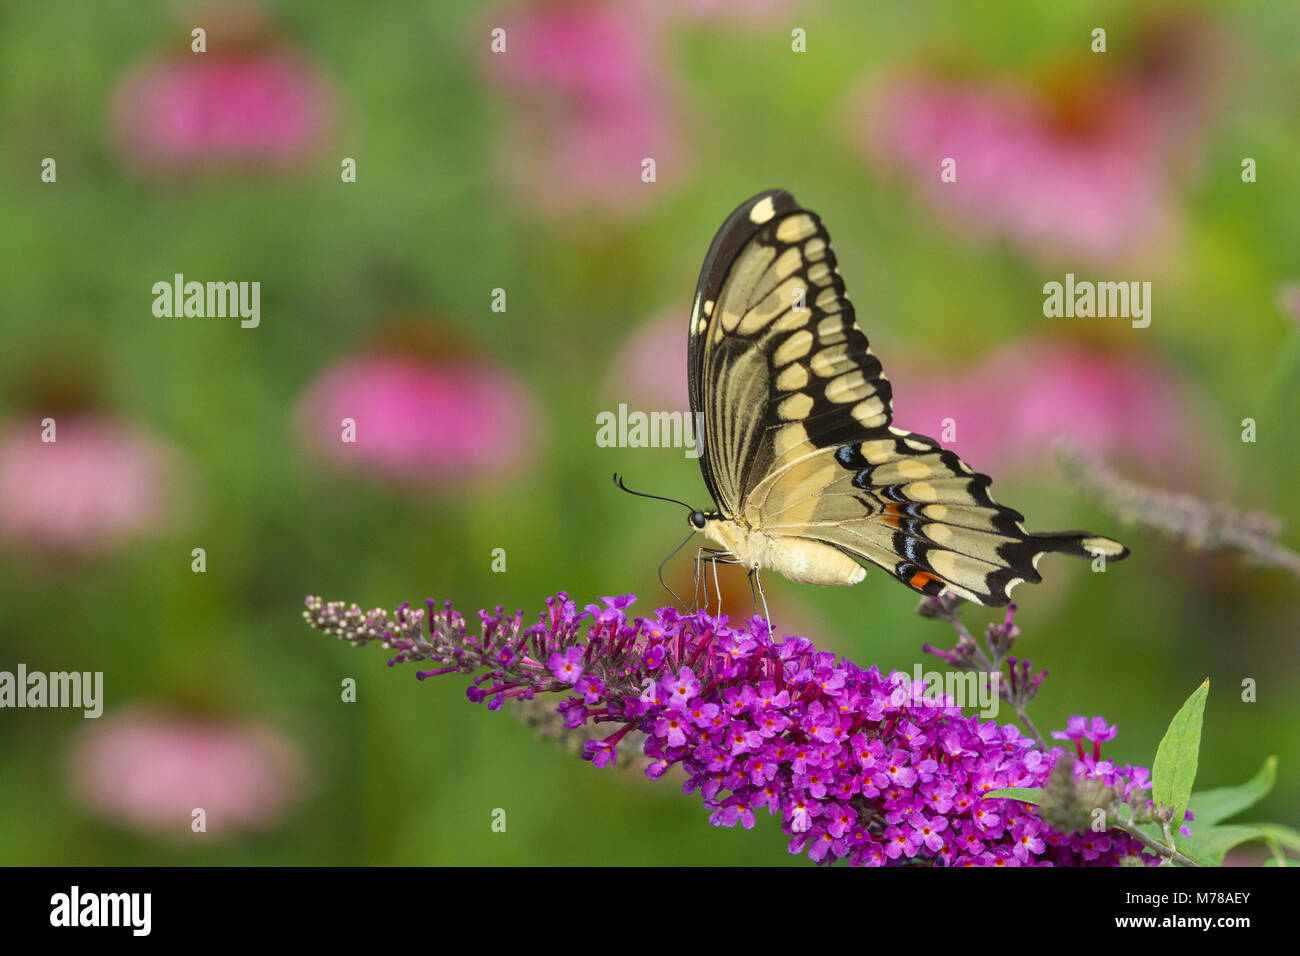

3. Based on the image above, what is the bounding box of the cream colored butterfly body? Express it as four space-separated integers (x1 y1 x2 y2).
686 189 1128 607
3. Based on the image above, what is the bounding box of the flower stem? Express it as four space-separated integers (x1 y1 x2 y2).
1016 708 1048 752
1112 818 1200 867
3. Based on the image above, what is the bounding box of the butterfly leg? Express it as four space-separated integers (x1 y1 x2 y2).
692 547 707 613
691 547 719 613
748 567 773 638
711 554 723 616
692 548 736 615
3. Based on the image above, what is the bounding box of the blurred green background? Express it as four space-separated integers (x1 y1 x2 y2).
0 0 1296 865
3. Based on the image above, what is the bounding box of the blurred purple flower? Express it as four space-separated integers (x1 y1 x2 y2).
110 43 333 173
887 339 1202 477
0 414 177 554
69 708 305 839
481 2 684 212
294 353 539 484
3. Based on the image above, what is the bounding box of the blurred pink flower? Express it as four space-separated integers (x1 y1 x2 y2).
0 414 176 554
887 339 1203 477
70 709 305 839
606 310 689 412
1277 282 1300 327
653 0 798 20
294 353 540 483
858 74 1176 261
110 49 333 173
481 2 684 212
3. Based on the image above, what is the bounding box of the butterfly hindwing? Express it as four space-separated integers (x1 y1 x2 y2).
750 427 1126 604
688 190 1128 607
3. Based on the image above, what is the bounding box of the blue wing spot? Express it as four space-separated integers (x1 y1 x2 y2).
835 444 862 469
879 484 910 503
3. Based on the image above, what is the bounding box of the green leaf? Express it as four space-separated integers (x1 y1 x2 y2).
1239 822 1300 854
1137 821 1165 845
983 787 1043 805
1172 832 1221 868
1173 819 1300 866
1151 679 1209 824
1178 825 1266 865
1189 756 1277 826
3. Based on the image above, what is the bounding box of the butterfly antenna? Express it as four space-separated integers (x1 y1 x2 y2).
612 473 695 513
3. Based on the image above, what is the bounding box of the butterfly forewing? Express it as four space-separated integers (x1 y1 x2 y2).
688 190 1128 606
689 191 894 507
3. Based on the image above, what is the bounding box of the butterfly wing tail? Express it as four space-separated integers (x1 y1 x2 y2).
1027 531 1130 563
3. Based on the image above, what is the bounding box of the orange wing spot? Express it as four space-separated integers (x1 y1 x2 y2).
881 515 901 529
909 571 939 590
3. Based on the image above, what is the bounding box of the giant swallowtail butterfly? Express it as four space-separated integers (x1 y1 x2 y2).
684 189 1128 607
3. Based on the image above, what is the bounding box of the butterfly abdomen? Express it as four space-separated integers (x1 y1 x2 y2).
770 537 869 586
703 517 867 586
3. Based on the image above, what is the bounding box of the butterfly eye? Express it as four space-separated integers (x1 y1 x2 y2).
689 511 707 530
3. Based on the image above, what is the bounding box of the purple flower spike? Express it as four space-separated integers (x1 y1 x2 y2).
304 592 1182 867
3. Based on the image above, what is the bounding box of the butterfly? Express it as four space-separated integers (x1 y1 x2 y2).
682 188 1129 607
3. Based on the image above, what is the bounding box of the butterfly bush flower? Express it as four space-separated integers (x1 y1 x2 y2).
304 591 1186 866
1056 440 1300 580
